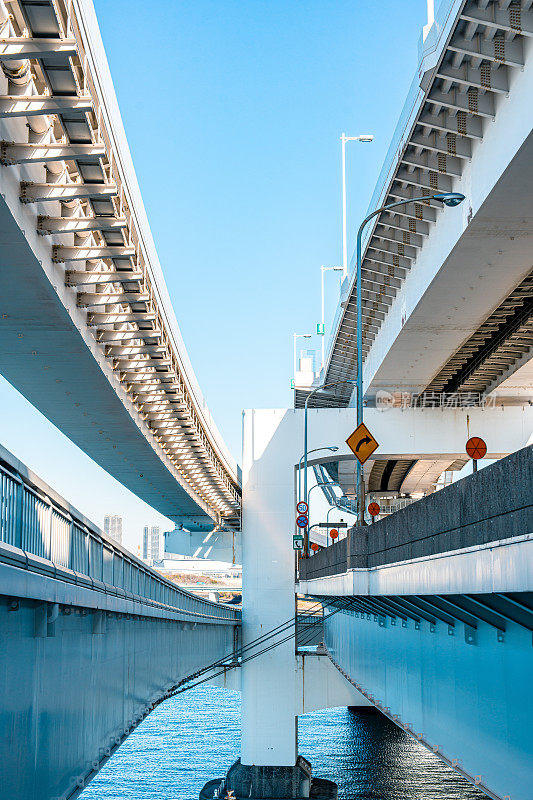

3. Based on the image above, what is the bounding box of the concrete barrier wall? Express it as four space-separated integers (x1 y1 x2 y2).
300 446 533 580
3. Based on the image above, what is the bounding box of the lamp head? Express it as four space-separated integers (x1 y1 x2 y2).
328 446 339 452
357 134 374 143
434 192 465 208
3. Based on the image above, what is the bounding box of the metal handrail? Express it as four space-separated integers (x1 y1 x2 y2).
0 443 239 621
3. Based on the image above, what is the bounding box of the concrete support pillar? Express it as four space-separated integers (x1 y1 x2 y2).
240 409 299 766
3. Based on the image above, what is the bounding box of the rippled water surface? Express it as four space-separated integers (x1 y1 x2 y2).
81 686 484 800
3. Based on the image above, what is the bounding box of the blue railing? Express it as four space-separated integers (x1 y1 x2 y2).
0 443 239 621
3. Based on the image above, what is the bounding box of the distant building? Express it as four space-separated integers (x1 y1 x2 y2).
103 515 123 545
143 525 162 565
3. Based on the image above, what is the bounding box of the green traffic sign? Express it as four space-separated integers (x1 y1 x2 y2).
316 323 325 335
293 535 304 551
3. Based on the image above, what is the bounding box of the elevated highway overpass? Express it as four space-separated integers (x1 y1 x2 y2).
297 0 533 413
0 441 240 800
0 0 240 534
240 4 533 791
0 1 532 799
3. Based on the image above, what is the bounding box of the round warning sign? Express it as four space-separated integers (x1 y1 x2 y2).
368 502 381 517
466 436 487 460
329 528 339 540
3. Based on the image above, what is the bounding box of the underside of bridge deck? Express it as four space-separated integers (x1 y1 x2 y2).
0 0 241 532
296 0 533 412
322 595 532 800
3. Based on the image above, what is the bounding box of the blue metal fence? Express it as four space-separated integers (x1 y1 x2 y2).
0 444 238 620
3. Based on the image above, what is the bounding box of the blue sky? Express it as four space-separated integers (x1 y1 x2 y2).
0 0 428 550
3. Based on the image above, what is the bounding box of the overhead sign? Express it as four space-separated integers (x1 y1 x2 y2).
296 500 308 515
296 514 308 529
368 502 381 517
293 535 304 551
318 522 347 529
466 436 487 460
346 422 379 465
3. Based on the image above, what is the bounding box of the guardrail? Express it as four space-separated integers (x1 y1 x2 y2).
296 613 324 648
0 443 239 621
300 446 533 581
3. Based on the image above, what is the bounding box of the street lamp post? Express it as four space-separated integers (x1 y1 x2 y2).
305 479 339 556
302 379 356 557
327 506 335 526
353 191 465 524
306 478 339 511
341 133 374 280
297 446 339 503
293 333 312 383
320 265 343 370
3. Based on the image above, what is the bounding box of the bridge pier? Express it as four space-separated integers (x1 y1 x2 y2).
202 405 532 799
201 409 337 799
240 410 299 770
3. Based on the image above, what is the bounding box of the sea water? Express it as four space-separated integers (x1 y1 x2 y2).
81 686 484 800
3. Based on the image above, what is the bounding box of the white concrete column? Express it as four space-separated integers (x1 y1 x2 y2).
241 409 300 766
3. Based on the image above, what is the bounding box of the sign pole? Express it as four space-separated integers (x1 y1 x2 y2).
356 219 364 525
352 191 466 525
295 502 309 558
466 436 486 473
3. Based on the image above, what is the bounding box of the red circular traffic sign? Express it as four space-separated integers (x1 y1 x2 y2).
329 528 339 540
368 502 381 517
311 543 319 552
296 514 308 528
466 436 487 460
296 501 308 515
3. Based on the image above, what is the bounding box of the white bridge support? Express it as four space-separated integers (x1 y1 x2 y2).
164 526 241 563
208 653 369 714
241 409 301 766
239 405 532 772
